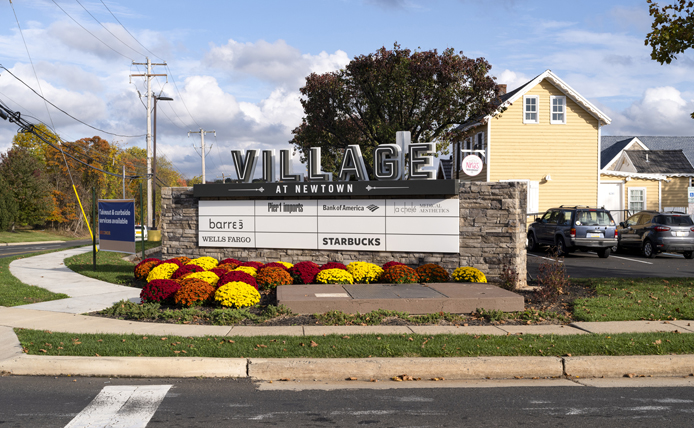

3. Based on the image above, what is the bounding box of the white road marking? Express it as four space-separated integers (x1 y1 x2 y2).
64 385 171 428
527 254 563 263
610 255 653 265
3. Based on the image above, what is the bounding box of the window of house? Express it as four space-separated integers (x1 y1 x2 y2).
628 188 646 212
523 95 539 124
474 132 486 163
550 96 566 124
463 137 473 155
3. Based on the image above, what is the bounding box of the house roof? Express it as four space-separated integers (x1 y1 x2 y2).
456 70 611 132
625 150 694 174
601 136 694 170
438 157 454 180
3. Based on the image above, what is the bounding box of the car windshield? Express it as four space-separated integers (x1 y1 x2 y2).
654 215 694 226
576 210 613 226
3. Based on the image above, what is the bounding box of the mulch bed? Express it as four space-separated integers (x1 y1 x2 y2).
92 281 597 327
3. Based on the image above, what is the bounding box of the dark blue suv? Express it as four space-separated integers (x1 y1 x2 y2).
527 206 618 258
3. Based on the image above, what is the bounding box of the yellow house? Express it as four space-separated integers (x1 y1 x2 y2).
600 136 694 223
444 70 612 214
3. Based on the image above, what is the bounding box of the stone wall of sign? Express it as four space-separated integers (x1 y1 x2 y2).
160 181 527 285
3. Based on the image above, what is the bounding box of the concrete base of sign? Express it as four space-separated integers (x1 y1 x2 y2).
277 283 524 315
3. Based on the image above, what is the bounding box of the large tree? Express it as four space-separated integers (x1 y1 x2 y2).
0 174 18 231
645 0 694 65
0 147 54 231
290 43 503 172
645 0 694 118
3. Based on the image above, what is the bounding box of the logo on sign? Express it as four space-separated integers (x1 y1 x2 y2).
367 204 379 212
462 155 483 176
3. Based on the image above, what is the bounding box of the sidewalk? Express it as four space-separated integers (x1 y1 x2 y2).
1 247 694 381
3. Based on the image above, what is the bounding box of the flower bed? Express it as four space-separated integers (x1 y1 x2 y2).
132 256 490 310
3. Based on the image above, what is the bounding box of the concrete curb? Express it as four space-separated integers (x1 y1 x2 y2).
0 355 247 378
3 353 694 380
0 240 66 246
247 356 563 381
564 355 694 378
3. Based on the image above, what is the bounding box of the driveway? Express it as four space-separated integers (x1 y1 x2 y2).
527 249 694 279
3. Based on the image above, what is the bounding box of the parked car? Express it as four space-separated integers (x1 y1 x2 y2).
616 211 694 259
527 206 618 258
135 224 148 241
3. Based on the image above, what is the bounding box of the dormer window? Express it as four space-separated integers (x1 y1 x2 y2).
550 95 566 124
523 95 539 124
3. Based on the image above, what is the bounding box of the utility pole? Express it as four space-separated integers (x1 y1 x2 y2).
130 57 167 229
188 128 215 184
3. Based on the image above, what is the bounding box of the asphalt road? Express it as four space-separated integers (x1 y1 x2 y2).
3 376 694 427
0 240 92 259
527 248 694 279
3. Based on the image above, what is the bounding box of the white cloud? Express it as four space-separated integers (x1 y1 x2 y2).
604 87 694 135
203 39 349 88
496 69 530 91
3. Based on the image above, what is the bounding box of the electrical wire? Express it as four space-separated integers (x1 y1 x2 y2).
99 0 165 62
9 2 58 137
75 0 147 59
51 0 135 61
1 66 146 138
166 64 201 128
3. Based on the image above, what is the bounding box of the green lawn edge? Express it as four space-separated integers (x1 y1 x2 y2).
16 329 694 358
0 248 83 306
64 241 161 285
0 230 83 244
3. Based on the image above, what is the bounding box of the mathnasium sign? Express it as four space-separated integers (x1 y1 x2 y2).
98 199 135 254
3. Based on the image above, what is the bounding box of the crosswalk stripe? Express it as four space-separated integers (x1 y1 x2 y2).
65 385 171 428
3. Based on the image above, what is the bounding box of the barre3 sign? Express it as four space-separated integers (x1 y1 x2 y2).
462 155 483 177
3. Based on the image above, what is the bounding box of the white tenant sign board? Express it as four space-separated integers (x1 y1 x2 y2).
199 198 459 253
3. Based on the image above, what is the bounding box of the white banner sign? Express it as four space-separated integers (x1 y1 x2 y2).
199 198 459 253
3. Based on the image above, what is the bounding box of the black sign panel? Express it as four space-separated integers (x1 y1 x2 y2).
193 179 458 198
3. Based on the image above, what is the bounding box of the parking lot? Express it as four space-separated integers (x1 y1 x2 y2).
527 249 694 280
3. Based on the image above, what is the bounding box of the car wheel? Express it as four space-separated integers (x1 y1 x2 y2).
642 240 657 259
684 251 694 259
527 233 538 252
556 237 568 257
598 247 611 258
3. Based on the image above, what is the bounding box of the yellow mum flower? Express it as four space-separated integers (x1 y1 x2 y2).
184 271 220 286
186 256 219 270
146 263 180 282
215 281 261 308
233 266 257 277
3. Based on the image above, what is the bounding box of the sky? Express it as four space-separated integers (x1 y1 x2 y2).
1 0 693 181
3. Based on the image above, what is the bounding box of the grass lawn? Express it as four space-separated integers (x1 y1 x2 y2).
64 241 161 285
0 229 83 244
572 277 694 322
16 329 694 358
0 250 71 306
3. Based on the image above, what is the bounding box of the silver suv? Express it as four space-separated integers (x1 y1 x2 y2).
528 206 618 258
616 211 694 259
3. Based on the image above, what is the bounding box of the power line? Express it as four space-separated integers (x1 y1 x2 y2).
50 0 135 61
9 1 58 137
75 0 147 59
1 66 146 138
100 0 165 62
166 65 201 128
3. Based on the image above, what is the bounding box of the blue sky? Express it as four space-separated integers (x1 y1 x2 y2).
1 0 693 180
